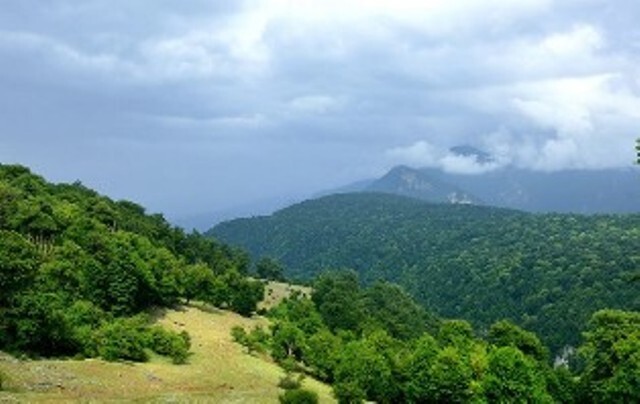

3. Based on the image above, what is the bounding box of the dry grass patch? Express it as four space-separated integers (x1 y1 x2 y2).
0 305 334 403
260 281 312 311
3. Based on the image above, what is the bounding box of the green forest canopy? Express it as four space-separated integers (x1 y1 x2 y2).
212 192 640 352
235 271 640 403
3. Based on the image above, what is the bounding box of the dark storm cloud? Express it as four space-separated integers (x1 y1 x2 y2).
1 0 639 218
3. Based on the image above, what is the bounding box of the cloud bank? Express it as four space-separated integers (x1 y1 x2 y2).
1 0 639 217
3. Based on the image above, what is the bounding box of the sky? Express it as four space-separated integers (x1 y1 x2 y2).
1 0 639 223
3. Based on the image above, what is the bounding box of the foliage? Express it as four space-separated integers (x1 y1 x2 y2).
405 334 440 402
488 320 548 363
312 270 364 333
232 274 640 403
362 281 436 340
0 230 38 305
212 192 640 352
426 346 475 402
7 291 78 356
278 372 304 390
579 309 640 403
279 387 319 404
271 321 307 362
256 256 286 281
0 163 263 361
232 325 270 355
303 329 342 381
95 316 150 362
146 326 191 364
483 346 551 403
333 339 395 403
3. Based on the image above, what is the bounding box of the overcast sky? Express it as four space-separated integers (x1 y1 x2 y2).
1 0 639 221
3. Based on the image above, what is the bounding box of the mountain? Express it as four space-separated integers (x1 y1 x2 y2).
420 166 640 213
210 192 640 351
366 165 481 205
319 144 640 214
325 165 640 215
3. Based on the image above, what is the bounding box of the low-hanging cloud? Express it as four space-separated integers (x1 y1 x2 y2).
387 140 506 174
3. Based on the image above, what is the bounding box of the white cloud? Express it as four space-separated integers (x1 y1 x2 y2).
387 140 443 167
387 140 504 174
508 73 640 169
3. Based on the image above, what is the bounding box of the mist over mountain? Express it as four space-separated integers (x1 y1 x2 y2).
323 146 640 214
367 166 480 205
421 166 640 213
172 195 303 232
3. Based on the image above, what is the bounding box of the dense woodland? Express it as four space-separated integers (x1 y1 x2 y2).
236 270 640 403
212 192 640 352
1 164 639 403
0 164 263 362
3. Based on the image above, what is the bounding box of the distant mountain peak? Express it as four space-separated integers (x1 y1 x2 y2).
449 145 494 164
367 165 481 205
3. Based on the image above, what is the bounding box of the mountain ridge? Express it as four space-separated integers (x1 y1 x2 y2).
318 163 640 214
209 192 640 352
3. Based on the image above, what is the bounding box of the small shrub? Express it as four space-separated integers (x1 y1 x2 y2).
278 372 305 390
247 326 270 354
95 317 148 362
279 387 319 404
231 326 248 345
146 326 191 364
231 325 269 354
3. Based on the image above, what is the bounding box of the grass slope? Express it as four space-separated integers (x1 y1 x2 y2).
0 301 334 402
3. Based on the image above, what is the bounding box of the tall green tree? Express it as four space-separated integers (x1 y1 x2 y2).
488 320 548 363
483 346 551 403
312 270 364 333
333 339 395 403
255 257 285 281
579 309 640 403
362 281 434 340
405 334 440 402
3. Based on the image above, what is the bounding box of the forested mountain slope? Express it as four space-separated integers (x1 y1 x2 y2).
211 192 640 351
0 164 263 360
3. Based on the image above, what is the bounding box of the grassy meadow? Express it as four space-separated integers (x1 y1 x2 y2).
0 283 334 403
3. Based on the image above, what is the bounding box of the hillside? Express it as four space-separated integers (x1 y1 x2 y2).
0 303 335 402
0 163 265 363
210 192 640 351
